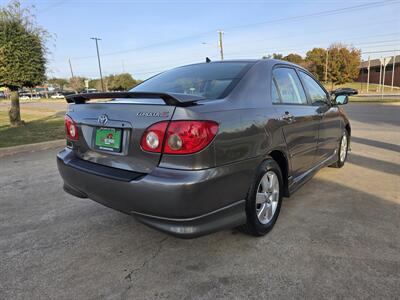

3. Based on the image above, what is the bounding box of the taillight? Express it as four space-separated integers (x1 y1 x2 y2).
140 121 168 152
164 121 218 154
65 115 79 141
140 121 218 154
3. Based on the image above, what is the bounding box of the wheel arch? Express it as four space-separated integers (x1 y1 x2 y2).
345 122 351 136
268 150 290 197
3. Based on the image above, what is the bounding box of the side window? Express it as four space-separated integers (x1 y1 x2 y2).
272 68 307 105
271 79 280 103
299 71 328 105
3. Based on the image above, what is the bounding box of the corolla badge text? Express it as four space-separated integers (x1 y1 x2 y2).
137 111 169 117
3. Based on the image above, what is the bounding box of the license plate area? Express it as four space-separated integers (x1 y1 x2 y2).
94 127 122 153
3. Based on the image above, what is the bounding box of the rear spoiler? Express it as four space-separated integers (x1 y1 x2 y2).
65 92 205 106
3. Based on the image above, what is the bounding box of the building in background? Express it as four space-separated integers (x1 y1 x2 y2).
357 56 400 89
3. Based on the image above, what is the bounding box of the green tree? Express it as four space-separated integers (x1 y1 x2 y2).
282 53 303 64
89 78 101 90
47 77 68 90
107 73 137 91
68 76 86 92
305 45 361 85
328 43 361 86
262 53 283 60
305 48 327 81
0 0 49 126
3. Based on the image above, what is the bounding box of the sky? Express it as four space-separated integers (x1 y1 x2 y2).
3 0 399 79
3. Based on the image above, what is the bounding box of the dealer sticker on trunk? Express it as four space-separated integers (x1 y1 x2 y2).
94 128 122 153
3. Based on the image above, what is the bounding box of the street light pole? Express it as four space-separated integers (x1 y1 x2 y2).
91 37 104 92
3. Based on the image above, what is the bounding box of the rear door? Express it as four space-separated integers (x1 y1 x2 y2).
298 71 341 162
272 67 320 178
67 98 175 173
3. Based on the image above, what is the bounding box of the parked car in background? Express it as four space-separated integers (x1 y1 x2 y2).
51 93 65 99
19 93 41 100
79 88 98 94
60 91 76 97
58 59 352 238
332 87 358 96
19 93 31 100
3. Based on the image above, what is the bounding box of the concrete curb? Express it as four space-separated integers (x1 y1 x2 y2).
0 139 65 158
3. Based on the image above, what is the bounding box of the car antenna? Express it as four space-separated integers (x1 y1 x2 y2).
206 57 211 63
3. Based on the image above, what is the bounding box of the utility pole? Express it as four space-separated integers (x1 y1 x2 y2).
378 58 383 92
91 37 104 92
366 56 370 93
383 57 387 89
218 30 224 60
324 49 328 83
391 54 396 92
68 58 74 78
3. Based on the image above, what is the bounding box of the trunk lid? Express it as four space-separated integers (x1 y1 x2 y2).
67 100 175 173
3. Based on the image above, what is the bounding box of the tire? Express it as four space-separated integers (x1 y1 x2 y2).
239 159 283 236
330 130 349 168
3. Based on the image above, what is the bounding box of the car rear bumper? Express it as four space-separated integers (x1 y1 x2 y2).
57 148 259 238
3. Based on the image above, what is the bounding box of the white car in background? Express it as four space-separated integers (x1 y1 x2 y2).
20 94 41 100
19 94 31 100
51 93 65 99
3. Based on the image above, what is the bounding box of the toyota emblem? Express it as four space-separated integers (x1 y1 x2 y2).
98 114 109 125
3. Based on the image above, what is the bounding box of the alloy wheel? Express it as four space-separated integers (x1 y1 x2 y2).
256 171 280 224
340 134 348 163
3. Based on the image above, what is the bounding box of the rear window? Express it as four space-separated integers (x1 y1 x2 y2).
131 62 252 99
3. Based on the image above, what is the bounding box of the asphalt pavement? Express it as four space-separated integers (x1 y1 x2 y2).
0 103 399 299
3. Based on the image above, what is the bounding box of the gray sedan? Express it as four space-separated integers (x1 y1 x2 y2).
57 59 351 238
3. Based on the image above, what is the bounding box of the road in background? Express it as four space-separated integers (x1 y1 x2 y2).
0 103 399 299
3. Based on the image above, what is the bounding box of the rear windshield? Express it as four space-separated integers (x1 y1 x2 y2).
131 62 252 99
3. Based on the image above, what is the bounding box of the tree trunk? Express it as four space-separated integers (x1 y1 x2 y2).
8 91 24 127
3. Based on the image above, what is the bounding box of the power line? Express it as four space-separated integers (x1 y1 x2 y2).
55 29 399 69
54 1 399 78
37 0 66 14
67 0 399 61
224 39 400 57
362 49 399 54
61 41 400 80
223 0 399 31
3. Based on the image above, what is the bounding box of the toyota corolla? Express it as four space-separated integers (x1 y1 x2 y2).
57 59 351 238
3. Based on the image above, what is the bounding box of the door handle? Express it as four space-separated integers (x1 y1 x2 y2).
281 111 294 122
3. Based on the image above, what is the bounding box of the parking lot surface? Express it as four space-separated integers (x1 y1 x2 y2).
1 103 399 299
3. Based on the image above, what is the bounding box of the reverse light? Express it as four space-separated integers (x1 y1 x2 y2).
65 115 78 141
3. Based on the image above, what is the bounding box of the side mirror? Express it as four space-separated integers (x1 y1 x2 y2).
335 95 348 105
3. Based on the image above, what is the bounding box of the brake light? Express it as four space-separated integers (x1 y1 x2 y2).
164 121 218 154
65 115 79 141
140 121 218 154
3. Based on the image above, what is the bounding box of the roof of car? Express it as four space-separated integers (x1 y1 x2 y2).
182 58 301 67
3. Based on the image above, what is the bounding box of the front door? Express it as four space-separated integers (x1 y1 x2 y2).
298 71 341 162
